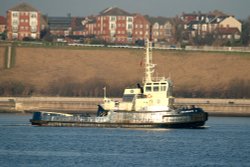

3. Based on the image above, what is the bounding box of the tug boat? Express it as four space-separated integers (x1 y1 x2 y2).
30 40 208 128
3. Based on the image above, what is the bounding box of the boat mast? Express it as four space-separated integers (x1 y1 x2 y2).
144 39 155 83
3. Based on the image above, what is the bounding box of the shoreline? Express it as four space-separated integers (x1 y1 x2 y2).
1 97 250 117
1 111 250 117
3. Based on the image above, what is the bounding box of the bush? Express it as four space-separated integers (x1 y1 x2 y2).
0 81 35 96
47 77 108 97
225 79 250 98
23 37 36 41
174 79 250 98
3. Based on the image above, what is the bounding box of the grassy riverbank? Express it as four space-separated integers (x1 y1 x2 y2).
0 46 250 98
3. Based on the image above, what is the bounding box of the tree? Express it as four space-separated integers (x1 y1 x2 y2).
1 30 7 40
241 17 250 46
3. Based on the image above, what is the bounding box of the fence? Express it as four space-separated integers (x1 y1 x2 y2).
185 46 250 53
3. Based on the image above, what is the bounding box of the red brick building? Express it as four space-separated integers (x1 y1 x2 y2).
93 7 134 43
0 16 6 34
72 16 96 36
6 2 41 40
133 14 150 42
84 7 150 44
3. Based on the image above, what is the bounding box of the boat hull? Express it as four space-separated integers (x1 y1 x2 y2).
30 109 208 128
30 120 206 128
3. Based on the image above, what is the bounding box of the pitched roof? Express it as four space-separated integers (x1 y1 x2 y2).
0 16 5 25
8 2 39 12
182 10 229 18
146 16 172 25
48 17 72 30
100 7 132 16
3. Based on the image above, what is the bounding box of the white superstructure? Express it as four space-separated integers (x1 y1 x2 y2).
101 39 174 112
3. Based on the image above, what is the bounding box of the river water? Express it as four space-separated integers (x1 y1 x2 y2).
0 113 250 167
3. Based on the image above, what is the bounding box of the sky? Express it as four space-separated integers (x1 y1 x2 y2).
1 0 250 20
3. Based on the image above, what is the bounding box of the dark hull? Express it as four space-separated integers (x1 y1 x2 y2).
30 120 206 128
30 116 207 129
30 109 208 129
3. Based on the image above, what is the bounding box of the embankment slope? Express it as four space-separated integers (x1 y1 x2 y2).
0 46 249 94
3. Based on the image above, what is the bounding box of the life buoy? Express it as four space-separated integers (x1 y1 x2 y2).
147 94 152 98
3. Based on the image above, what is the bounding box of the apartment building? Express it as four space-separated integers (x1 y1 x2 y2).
48 16 72 37
147 16 176 44
80 7 150 44
182 11 242 40
6 2 41 40
93 7 134 43
133 14 150 42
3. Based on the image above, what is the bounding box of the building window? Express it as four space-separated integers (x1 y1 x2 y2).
111 23 115 29
154 23 159 29
127 17 133 22
12 26 18 32
31 26 37 32
128 24 132 29
30 13 37 18
111 16 116 21
12 33 18 39
12 12 19 17
12 19 18 25
31 21 37 26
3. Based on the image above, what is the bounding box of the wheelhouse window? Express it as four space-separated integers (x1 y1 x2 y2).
123 94 135 102
145 86 151 92
153 86 159 92
161 86 166 91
